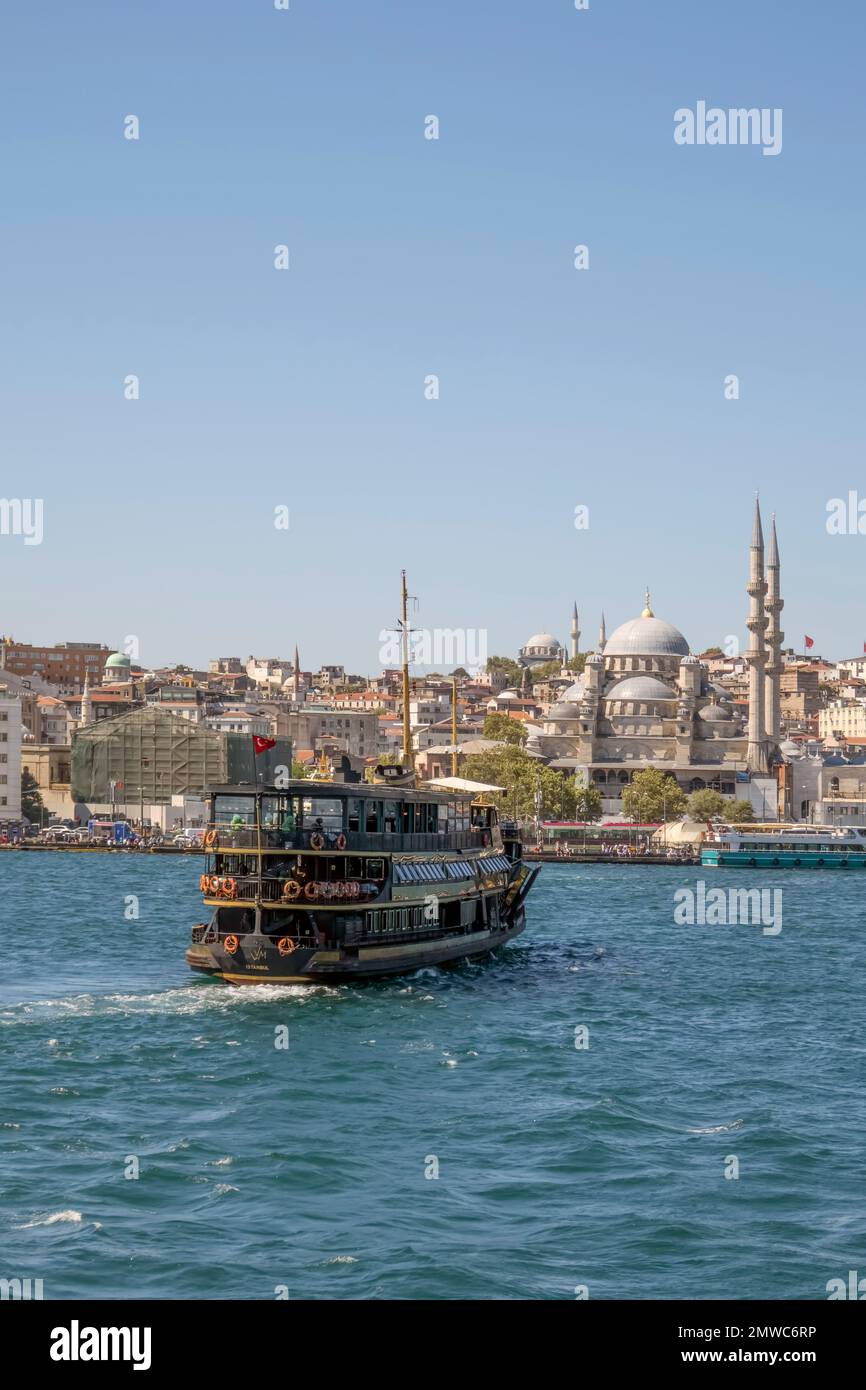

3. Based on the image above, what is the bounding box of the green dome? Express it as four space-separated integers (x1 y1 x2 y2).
105 652 131 668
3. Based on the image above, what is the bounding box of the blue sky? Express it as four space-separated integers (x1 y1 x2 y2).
2 0 865 673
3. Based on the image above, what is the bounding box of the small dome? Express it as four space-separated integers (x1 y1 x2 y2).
605 675 677 701
604 614 689 658
680 653 702 668
548 700 580 719
560 678 584 701
698 703 733 723
105 652 131 669
523 632 559 649
778 738 802 758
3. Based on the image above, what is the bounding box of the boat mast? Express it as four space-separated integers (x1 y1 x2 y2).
451 674 458 777
401 569 411 766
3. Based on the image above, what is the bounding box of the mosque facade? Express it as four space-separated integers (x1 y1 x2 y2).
520 501 783 813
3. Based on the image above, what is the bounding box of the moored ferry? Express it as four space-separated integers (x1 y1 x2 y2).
186 777 538 984
701 823 866 869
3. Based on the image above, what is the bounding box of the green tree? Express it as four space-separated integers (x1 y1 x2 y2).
530 660 563 681
565 653 588 674
574 783 603 821
688 789 729 821
21 769 44 824
485 656 523 687
462 745 582 820
482 713 527 745
726 799 755 824
621 767 687 823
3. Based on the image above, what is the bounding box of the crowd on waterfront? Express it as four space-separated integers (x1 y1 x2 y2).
541 840 698 862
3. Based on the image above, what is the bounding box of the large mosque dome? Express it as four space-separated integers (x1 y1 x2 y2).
603 611 689 658
605 675 677 702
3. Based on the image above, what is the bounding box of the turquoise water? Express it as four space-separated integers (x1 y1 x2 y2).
1 851 864 1300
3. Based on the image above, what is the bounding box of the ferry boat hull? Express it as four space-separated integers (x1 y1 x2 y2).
186 904 529 985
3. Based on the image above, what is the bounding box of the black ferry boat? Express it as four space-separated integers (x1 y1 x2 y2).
186 776 537 984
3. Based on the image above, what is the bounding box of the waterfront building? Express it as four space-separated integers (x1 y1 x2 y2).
0 696 23 822
818 699 866 741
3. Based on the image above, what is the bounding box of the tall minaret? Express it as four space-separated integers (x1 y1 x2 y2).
80 670 93 727
745 497 769 773
292 645 301 701
764 514 784 748
570 603 580 660
598 611 606 650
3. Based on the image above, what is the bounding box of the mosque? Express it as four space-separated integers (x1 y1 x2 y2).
520 500 783 814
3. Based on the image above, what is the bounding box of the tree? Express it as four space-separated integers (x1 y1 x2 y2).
574 783 603 821
21 769 44 824
688 789 729 821
565 653 588 674
461 745 584 821
530 660 563 681
701 646 723 657
450 667 469 679
726 799 755 824
482 713 527 746
485 656 523 688
621 767 687 823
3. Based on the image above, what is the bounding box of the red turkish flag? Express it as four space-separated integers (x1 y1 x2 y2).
252 736 276 755
804 635 814 650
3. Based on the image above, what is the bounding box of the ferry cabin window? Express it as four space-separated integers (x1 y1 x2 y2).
401 802 414 834
384 800 399 833
365 801 381 833
217 906 256 933
366 858 385 880
261 794 298 829
347 799 362 833
214 795 256 826
302 797 344 832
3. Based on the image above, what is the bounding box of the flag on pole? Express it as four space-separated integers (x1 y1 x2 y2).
253 736 276 755
804 635 814 650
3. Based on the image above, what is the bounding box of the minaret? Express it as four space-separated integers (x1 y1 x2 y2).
292 645 301 701
598 611 606 650
80 670 93 727
745 497 769 773
764 515 783 748
570 603 580 660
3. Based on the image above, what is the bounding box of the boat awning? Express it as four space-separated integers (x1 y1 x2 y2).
422 776 505 794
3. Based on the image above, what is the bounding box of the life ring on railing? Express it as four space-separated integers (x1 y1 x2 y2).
224 934 239 955
320 881 334 899
198 873 209 892
222 877 237 899
282 879 301 901
310 832 325 850
204 830 218 850
335 833 347 850
209 875 221 894
350 881 360 898
277 936 296 957
304 881 319 900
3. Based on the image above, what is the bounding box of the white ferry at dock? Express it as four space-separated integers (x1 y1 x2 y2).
701 823 866 869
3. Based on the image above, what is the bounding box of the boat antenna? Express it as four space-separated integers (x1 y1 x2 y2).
401 569 412 767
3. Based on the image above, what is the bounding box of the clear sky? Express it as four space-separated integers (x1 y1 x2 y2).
2 1 865 674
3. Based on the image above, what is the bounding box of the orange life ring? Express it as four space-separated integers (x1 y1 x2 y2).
198 873 209 892
204 830 218 849
224 934 239 955
304 881 319 900
282 879 301 902
335 833 347 850
209 875 221 894
222 877 237 899
277 936 296 957
310 833 325 850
